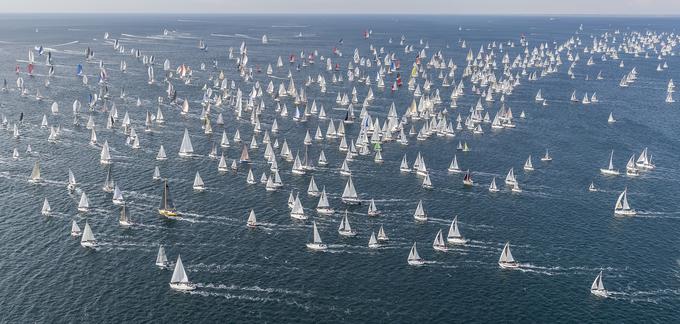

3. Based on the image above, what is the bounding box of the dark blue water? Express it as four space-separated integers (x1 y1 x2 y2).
0 14 678 322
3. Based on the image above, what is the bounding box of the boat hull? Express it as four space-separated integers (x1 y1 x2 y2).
498 261 519 269
306 243 327 251
170 282 196 291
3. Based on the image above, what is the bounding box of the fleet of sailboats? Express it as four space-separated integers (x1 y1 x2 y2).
12 21 668 300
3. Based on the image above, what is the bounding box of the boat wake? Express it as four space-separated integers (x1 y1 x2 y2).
196 282 312 297
607 288 680 303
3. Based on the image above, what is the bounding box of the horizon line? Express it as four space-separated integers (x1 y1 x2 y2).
2 12 680 17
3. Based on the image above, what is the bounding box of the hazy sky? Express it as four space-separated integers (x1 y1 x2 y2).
2 0 680 15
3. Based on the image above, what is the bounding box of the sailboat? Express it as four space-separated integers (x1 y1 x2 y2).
377 225 389 242
447 216 468 244
70 220 81 237
399 154 411 173
368 232 380 248
158 180 178 217
635 147 655 170
588 182 598 192
245 209 258 228
178 129 194 157
367 198 380 216
422 173 433 189
41 198 51 216
407 242 425 266
306 221 327 250
156 145 167 160
155 245 170 268
102 167 115 192
413 200 427 221
77 192 90 212
192 172 205 191
540 149 552 162
625 154 639 176
498 242 519 269
448 155 461 173
307 176 320 196
239 145 250 163
523 155 534 171
80 221 97 248
590 271 608 298
432 229 448 252
463 170 474 186
119 204 133 226
169 255 196 291
64 169 77 192
607 112 616 123
338 210 357 237
153 166 161 180
341 176 360 204
29 161 42 183
290 194 307 220
599 151 620 175
100 141 112 164
489 177 499 192
614 188 635 216
112 185 125 205
316 187 334 215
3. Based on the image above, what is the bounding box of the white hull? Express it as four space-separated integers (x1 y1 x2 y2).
338 230 357 237
447 237 468 245
77 207 89 213
170 282 196 291
155 262 169 268
112 199 125 206
306 243 327 251
193 185 205 191
341 198 361 205
433 245 448 252
71 231 81 237
413 215 427 222
316 207 334 215
81 241 97 248
408 259 425 266
119 220 133 227
499 261 519 269
368 243 380 249
614 209 636 216
600 169 620 176
368 211 380 217
590 289 608 298
290 212 308 220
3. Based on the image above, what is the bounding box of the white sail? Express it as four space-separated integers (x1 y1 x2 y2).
193 171 205 190
614 188 635 216
70 220 81 237
413 200 427 221
112 185 124 204
78 192 90 212
80 221 96 247
100 141 112 164
29 161 41 182
407 242 423 265
341 176 359 203
498 242 518 268
247 209 257 227
156 245 169 267
178 129 194 156
169 255 194 290
157 145 167 160
41 198 51 215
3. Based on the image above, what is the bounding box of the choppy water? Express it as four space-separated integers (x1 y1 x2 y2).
0 14 679 322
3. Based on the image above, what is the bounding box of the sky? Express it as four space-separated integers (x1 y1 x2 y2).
2 0 680 15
